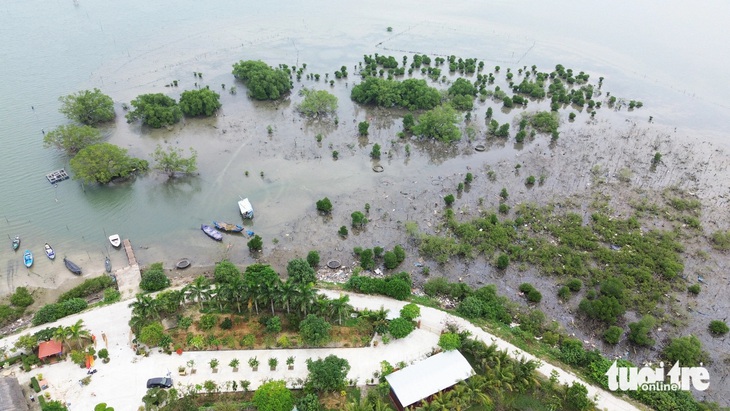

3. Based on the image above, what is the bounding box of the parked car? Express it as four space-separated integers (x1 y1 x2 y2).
146 377 173 389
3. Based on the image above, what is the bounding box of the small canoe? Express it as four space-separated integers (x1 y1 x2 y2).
23 250 33 268
213 221 244 233
63 257 82 275
105 256 112 273
201 224 223 241
44 243 56 260
12 236 20 251
176 258 191 269
109 234 121 248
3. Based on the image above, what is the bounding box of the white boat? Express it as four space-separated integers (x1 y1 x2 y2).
238 197 254 219
109 234 121 248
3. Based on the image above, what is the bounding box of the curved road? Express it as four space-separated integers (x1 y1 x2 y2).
0 290 640 410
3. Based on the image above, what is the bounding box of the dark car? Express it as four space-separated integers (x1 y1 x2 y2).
146 377 173 389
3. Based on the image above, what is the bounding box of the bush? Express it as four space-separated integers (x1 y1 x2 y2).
424 277 450 297
388 318 415 339
457 296 484 319
557 286 571 300
498 203 510 214
299 315 331 346
526 289 542 303
708 320 729 336
305 355 351 393
438 333 462 351
316 197 333 213
220 318 233 330
496 253 510 269
566 279 583 292
687 284 701 295
139 322 165 347
103 288 120 304
399 303 420 321
338 226 348 237
358 121 369 136
444 194 455 206
663 335 708 367
351 211 367 228
32 298 88 326
578 295 625 325
199 314 218 331
58 276 114 302
10 287 33 307
519 283 535 294
603 326 623 345
248 235 263 251
383 251 398 269
139 263 170 292
565 382 593 411
30 376 41 393
306 251 320 268
266 316 282 333
627 315 656 347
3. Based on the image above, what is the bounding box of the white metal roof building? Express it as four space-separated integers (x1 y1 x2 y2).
385 350 475 410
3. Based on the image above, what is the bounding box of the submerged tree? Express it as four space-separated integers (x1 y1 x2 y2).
179 88 222 117
125 93 182 128
412 104 461 142
297 88 338 118
232 60 292 100
151 144 198 177
70 143 148 184
43 124 104 156
59 88 115 125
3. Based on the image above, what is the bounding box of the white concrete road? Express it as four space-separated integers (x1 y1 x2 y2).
0 290 641 410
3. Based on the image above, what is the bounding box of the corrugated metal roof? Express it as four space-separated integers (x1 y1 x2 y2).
385 350 474 408
0 377 29 411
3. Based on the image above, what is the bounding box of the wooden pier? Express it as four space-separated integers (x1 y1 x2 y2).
46 169 69 184
123 239 137 266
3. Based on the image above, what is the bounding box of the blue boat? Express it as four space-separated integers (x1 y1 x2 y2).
23 250 33 268
213 221 244 233
201 224 223 241
44 243 56 260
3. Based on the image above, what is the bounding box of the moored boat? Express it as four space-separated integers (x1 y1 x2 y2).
201 224 223 241
176 258 191 269
109 234 121 248
105 256 111 273
44 243 56 260
238 197 254 219
23 250 33 268
12 236 20 251
213 221 244 233
63 257 82 275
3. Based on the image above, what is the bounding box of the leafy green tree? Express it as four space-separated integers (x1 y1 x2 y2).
370 143 381 159
399 303 420 321
388 317 414 339
287 258 316 286
306 251 320 268
70 143 148 184
358 121 370 136
316 197 333 213
94 403 115 411
43 124 104 156
179 88 222 117
232 60 292 100
351 211 367 228
579 295 625 325
248 235 263 251
444 194 455 206
151 144 197 177
709 320 729 335
448 78 477 96
403 113 415 132
59 88 115 125
412 105 461 142
138 321 165 347
565 382 593 411
140 262 170 292
496 254 510 269
529 111 559 133
305 355 351 392
663 335 708 366
438 332 462 351
299 314 331 346
357 248 375 271
214 260 241 284
627 316 655 346
10 287 33 308
383 251 398 269
252 380 293 411
297 88 338 118
41 400 69 411
125 93 182 128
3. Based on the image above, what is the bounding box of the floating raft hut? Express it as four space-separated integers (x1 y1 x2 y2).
46 169 69 184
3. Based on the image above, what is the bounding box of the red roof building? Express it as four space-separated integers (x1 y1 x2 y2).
37 340 63 359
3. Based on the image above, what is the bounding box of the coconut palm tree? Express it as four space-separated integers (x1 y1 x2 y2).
329 294 351 325
67 319 91 349
53 325 71 350
129 293 160 321
278 280 296 314
183 276 211 309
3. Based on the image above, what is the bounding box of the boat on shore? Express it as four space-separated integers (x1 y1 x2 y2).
176 258 191 269
201 224 223 241
23 250 33 268
238 197 254 219
63 257 82 275
109 234 121 248
44 243 56 260
105 256 111 273
12 236 20 251
213 221 244 233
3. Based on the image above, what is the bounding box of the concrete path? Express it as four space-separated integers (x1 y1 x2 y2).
0 290 640 410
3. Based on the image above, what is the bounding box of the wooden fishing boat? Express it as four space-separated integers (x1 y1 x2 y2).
23 250 33 268
109 234 121 248
105 256 112 273
12 236 20 251
213 221 244 233
44 243 56 260
201 224 223 241
63 257 82 275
